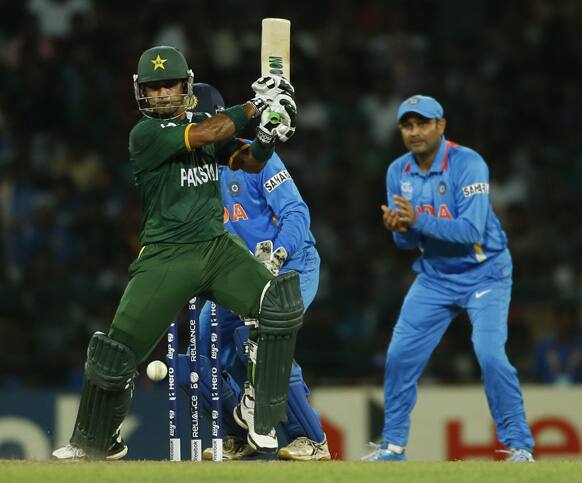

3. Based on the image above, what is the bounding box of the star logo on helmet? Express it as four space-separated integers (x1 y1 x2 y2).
151 54 167 70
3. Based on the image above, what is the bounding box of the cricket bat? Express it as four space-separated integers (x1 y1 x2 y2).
261 18 291 124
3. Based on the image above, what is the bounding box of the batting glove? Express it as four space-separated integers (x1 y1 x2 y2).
255 109 278 145
271 94 297 142
252 76 295 101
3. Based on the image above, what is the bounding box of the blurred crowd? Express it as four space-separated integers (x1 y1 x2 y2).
1 0 582 388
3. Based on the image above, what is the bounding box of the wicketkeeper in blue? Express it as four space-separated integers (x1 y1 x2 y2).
179 83 329 461
362 95 535 462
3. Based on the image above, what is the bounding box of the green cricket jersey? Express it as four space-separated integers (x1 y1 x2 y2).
128 113 247 244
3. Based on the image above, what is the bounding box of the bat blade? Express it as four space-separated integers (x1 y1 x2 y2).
261 18 291 80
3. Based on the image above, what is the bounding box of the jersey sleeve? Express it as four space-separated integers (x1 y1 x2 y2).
387 162 421 250
211 137 248 167
260 153 310 257
413 152 489 243
129 119 191 173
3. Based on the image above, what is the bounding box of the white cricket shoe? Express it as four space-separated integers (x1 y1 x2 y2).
277 436 331 461
234 389 278 454
497 448 535 462
51 444 87 460
52 432 128 461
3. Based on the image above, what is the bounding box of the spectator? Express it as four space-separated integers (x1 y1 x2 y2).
534 303 582 384
1 0 581 386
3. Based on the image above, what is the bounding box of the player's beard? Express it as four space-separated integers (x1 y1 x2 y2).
148 95 186 119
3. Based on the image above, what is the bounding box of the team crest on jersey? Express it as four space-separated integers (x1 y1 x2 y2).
228 180 243 197
438 181 447 196
400 181 413 200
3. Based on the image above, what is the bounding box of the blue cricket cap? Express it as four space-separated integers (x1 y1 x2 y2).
397 95 444 122
192 82 225 115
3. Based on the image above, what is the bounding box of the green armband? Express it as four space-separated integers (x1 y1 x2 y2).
223 105 249 133
251 139 275 162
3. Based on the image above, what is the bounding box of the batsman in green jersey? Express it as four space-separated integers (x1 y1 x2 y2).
53 45 302 460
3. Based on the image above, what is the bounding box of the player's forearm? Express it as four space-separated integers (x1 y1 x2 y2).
413 214 481 244
233 140 275 173
273 210 310 257
187 103 256 148
233 151 268 173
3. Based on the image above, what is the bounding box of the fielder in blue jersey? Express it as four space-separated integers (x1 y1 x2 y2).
186 84 329 461
362 95 535 462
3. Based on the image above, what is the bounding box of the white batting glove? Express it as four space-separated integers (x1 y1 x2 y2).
252 76 295 102
248 96 270 118
256 109 278 145
270 94 297 142
255 240 288 276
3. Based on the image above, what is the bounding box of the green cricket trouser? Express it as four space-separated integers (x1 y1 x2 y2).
108 232 272 364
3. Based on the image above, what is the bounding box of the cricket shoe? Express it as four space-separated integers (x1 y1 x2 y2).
497 448 535 462
52 432 128 461
277 436 331 461
360 442 406 462
202 435 257 461
233 392 278 454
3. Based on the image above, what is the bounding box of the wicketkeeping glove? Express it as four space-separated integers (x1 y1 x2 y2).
254 240 288 276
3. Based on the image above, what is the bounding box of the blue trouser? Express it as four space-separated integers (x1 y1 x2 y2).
197 246 325 443
383 253 534 450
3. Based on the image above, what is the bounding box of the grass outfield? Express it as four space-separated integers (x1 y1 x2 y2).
1 461 581 483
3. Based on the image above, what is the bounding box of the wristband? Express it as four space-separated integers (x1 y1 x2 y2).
251 138 275 162
223 105 249 132
256 126 275 145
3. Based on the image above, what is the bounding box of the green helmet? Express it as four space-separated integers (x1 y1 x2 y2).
133 45 195 119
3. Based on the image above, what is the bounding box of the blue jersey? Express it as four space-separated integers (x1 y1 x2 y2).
220 144 316 272
387 137 509 276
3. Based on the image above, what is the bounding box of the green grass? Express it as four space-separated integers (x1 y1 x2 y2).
1 461 581 483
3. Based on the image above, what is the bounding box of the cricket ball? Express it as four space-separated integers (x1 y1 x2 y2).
146 360 168 382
